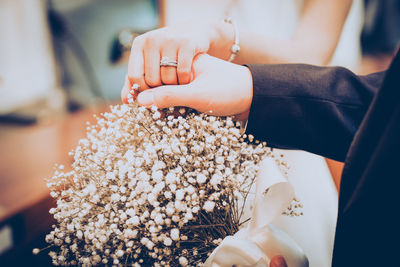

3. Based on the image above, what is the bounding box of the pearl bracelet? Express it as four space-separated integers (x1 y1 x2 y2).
223 17 240 62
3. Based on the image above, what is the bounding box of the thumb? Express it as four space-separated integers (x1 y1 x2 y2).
137 84 194 109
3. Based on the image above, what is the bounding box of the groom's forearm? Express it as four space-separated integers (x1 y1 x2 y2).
245 64 385 161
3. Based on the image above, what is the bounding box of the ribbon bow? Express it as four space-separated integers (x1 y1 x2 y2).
205 158 309 267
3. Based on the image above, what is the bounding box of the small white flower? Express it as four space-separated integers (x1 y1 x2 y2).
139 171 150 181
126 208 136 217
146 240 154 250
147 193 157 203
76 230 83 239
124 229 138 239
185 212 193 220
116 250 124 258
86 183 96 194
186 186 195 195
210 174 222 186
165 172 177 184
175 189 185 201
166 206 175 216
196 173 207 184
170 228 180 241
154 214 163 225
106 172 116 180
215 156 224 164
66 224 74 232
126 216 140 226
163 237 172 246
110 193 120 202
192 206 199 213
179 256 188 266
152 170 163 182
203 201 216 212
164 191 172 199
119 186 126 194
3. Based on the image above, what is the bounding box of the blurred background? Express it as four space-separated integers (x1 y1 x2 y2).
0 0 399 266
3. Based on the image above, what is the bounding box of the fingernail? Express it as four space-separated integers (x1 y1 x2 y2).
138 91 154 107
271 255 287 267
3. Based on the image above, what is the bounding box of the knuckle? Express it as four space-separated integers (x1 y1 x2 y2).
177 75 190 85
145 76 161 87
133 34 145 45
161 74 177 85
180 38 190 47
127 75 143 86
144 34 159 48
177 72 190 84
177 67 191 76
163 35 175 44
184 40 197 52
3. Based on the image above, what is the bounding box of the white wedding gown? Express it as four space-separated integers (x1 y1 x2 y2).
164 1 363 266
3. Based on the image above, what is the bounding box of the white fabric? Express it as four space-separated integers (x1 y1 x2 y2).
205 158 308 267
271 150 338 267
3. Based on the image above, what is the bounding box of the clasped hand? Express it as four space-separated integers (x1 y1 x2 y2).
121 22 253 121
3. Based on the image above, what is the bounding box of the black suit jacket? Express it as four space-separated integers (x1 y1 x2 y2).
246 50 400 267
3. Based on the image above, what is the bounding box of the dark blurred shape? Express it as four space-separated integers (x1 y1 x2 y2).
109 29 142 64
0 114 37 126
361 0 400 54
48 6 66 38
48 7 104 111
0 198 55 267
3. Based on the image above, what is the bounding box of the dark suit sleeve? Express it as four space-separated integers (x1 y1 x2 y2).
245 64 385 162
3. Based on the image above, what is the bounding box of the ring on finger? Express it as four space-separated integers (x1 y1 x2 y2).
160 56 178 67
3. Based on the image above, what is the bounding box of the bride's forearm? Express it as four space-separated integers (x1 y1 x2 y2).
209 23 335 66
209 0 353 66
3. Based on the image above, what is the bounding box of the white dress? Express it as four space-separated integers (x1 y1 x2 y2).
164 1 363 267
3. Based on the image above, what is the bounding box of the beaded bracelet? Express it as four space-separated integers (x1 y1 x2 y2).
223 17 240 62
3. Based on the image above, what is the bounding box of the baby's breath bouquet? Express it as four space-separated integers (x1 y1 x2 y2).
34 104 283 266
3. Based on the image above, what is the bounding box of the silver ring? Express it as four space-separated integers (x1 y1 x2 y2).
160 56 178 67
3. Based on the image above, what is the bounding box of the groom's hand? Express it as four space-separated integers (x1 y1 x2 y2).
122 54 253 121
270 255 287 267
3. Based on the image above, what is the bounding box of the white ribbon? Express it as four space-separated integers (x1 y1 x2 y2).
205 158 309 267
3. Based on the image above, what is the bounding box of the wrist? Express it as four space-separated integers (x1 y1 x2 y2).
208 20 235 60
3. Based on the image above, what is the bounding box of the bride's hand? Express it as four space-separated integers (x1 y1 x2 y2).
122 54 253 121
121 20 235 97
123 21 221 89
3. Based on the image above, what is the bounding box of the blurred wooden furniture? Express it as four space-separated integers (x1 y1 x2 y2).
0 105 107 266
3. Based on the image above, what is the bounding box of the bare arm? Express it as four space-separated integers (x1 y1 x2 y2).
210 0 353 65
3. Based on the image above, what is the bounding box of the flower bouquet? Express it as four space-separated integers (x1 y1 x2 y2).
34 104 307 266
